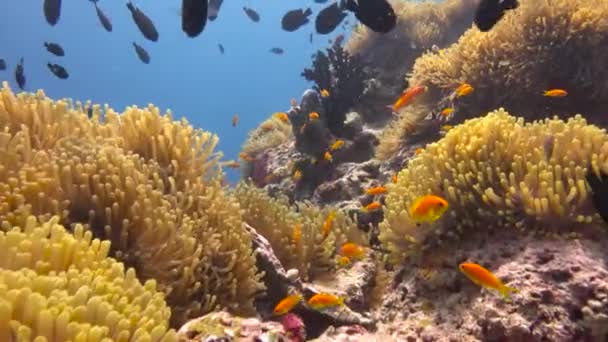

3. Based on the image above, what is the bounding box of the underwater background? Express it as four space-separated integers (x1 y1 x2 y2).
0 0 608 341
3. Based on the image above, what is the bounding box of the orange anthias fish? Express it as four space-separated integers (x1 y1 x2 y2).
273 293 304 315
365 186 387 196
322 210 336 239
339 242 365 260
391 174 398 183
363 201 382 212
274 112 290 123
459 262 518 299
392 85 427 112
232 114 239 127
409 195 449 223
330 140 344 151
292 224 302 244
293 169 302 182
320 89 330 97
324 151 333 162
440 108 454 116
308 293 344 310
454 83 474 97
309 112 320 120
225 161 240 169
415 148 424 155
543 89 568 97
239 152 255 162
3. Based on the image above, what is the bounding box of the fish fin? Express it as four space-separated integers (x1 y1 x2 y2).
126 2 135 11
499 285 518 299
304 8 312 16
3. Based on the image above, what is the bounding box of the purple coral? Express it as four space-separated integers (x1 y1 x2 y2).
280 313 306 342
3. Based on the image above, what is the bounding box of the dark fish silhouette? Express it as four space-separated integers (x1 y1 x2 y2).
182 0 208 37
218 44 225 54
315 2 347 35
15 58 25 90
346 0 396 33
243 7 260 22
334 33 345 46
132 42 150 64
310 32 313 43
127 2 159 42
94 3 113 32
0 59 5 71
281 8 312 32
208 0 223 21
47 63 69 79
44 42 65 56
43 0 61 26
270 47 284 55
474 0 519 32
587 170 608 224
314 0 330 3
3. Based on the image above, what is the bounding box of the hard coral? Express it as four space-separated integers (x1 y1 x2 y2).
0 83 264 327
380 109 608 262
302 44 372 137
0 215 176 341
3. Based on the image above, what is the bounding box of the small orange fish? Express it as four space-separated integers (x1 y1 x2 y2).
308 293 344 310
232 115 239 127
440 125 453 132
459 262 518 299
293 169 302 182
543 89 568 97
330 140 344 151
309 112 320 120
337 256 351 267
363 201 382 212
391 174 398 183
365 186 387 196
415 148 424 155
292 224 302 244
261 121 275 131
290 98 298 107
320 89 330 97
239 152 255 162
409 195 448 223
274 112 290 123
392 86 427 112
440 108 454 116
339 242 365 259
454 83 474 97
322 210 336 239
225 161 240 169
324 151 333 162
273 293 303 315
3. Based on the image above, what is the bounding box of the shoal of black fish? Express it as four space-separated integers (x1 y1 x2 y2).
15 58 25 90
94 2 113 32
44 42 64 57
243 7 260 23
270 47 284 55
182 0 208 38
127 2 159 42
208 0 223 21
43 0 61 26
132 42 150 64
0 59 6 71
218 44 225 54
474 0 519 32
281 8 312 32
47 63 69 79
345 0 396 33
315 1 347 35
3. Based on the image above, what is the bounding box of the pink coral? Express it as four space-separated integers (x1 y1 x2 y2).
280 313 306 342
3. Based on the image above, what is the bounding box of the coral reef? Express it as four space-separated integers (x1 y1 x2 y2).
380 109 608 262
177 311 288 341
0 83 263 328
0 216 176 341
301 44 372 137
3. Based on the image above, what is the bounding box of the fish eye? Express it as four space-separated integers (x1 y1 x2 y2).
437 202 444 207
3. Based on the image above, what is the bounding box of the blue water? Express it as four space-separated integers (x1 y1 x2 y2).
0 0 351 182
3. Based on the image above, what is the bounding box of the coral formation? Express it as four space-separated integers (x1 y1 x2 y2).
0 83 263 328
176 311 288 341
380 109 608 262
302 44 372 137
0 215 177 341
241 113 293 157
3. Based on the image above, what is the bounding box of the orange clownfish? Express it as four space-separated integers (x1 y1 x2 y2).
391 85 427 112
409 195 448 223
273 293 303 315
543 89 568 97
459 262 518 299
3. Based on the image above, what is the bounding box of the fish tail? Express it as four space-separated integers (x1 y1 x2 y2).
499 285 518 298
126 2 134 11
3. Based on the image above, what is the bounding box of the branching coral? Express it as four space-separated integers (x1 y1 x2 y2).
234 182 367 281
302 44 372 137
0 83 264 328
408 0 608 125
0 215 177 341
379 109 608 263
